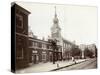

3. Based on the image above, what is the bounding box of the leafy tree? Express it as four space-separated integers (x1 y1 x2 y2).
84 48 94 58
71 46 81 58
48 39 58 64
94 45 97 57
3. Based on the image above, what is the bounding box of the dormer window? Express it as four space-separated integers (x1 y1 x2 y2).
16 14 23 28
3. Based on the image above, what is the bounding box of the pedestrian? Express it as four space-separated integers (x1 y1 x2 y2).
72 56 74 61
57 63 59 68
72 56 76 64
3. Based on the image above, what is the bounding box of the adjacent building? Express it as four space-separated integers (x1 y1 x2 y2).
28 29 62 64
14 4 30 69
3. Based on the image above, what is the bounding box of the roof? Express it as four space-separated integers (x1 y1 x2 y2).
29 36 50 44
11 2 31 15
62 38 75 45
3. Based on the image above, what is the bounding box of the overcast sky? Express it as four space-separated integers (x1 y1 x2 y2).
16 2 97 46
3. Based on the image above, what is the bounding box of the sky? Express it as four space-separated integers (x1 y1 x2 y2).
15 2 98 46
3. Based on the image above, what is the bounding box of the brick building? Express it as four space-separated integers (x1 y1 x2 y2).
28 30 62 64
11 3 30 69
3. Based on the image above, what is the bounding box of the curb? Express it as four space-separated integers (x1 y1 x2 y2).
50 60 87 71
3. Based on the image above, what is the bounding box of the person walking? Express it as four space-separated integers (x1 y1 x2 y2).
72 56 76 64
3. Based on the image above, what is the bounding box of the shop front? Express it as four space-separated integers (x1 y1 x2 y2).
32 50 39 64
42 51 47 63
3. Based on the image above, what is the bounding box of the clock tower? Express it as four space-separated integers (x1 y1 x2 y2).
51 6 62 45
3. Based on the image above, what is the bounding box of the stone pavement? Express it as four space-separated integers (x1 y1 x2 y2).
16 59 88 73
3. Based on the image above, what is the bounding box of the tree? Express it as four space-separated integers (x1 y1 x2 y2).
71 46 81 58
84 48 94 58
48 39 58 64
94 45 97 57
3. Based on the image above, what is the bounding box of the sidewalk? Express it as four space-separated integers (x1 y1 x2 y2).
16 59 87 73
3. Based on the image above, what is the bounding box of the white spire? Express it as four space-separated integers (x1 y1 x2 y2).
55 6 57 17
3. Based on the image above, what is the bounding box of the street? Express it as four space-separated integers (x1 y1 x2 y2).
57 58 97 71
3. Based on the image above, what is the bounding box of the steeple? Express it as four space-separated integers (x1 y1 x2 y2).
55 6 57 18
51 6 62 45
53 6 59 24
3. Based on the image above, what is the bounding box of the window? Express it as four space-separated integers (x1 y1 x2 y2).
42 44 44 48
34 42 36 47
16 37 24 59
32 42 34 47
47 45 49 49
16 14 23 28
38 43 42 48
42 53 46 60
34 42 37 47
29 40 33 47
16 48 24 59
